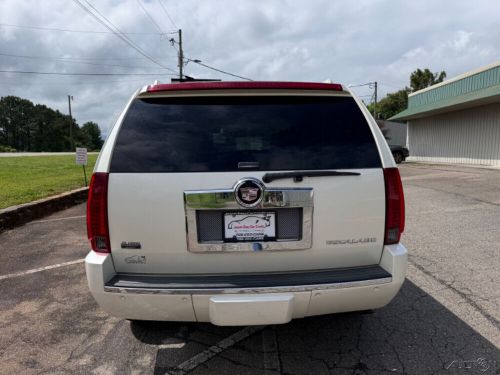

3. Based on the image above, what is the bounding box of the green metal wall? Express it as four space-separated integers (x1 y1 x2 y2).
409 65 500 109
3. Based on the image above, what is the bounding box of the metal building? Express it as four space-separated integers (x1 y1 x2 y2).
390 62 500 167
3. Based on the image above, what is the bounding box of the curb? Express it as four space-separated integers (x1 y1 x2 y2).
403 160 500 170
0 187 88 233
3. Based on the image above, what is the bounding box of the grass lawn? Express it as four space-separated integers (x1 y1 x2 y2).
0 154 97 209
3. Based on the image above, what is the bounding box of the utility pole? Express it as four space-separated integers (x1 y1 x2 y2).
351 81 378 119
68 95 73 150
178 29 183 80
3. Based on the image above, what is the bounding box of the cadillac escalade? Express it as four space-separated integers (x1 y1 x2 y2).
85 81 407 326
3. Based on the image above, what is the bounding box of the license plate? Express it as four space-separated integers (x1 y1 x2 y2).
224 212 276 241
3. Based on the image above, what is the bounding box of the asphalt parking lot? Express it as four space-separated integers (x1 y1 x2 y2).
1 163 499 375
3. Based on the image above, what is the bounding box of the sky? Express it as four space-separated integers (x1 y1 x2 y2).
0 0 499 137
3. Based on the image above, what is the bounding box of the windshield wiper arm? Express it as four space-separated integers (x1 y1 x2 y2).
262 170 361 183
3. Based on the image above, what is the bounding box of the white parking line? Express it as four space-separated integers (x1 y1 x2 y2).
167 325 265 375
28 215 86 224
0 259 85 281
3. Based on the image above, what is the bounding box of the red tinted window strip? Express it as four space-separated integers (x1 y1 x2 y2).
147 81 343 93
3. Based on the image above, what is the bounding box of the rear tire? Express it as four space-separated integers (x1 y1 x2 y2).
392 152 404 164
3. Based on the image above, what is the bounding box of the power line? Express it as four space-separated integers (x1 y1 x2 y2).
168 32 250 81
71 0 155 62
349 81 378 117
2 55 177 61
135 0 165 34
351 81 400 90
0 22 173 35
0 70 174 76
69 56 177 60
158 0 178 29
0 52 173 70
0 77 152 86
348 82 374 88
71 0 176 73
187 59 252 81
379 82 401 89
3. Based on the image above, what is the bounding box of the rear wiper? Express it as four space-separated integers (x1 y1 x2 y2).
262 170 361 183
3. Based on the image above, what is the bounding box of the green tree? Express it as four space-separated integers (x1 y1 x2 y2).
368 88 410 120
0 96 36 151
0 95 104 152
367 68 447 120
80 121 103 150
410 68 446 92
30 104 70 151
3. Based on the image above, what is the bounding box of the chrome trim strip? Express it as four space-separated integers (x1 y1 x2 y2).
104 277 392 295
184 187 313 209
184 186 313 252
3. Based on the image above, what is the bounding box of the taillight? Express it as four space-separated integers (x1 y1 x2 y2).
383 168 405 244
86 172 110 253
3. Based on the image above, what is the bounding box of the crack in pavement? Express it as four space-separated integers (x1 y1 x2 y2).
408 258 500 329
404 181 500 207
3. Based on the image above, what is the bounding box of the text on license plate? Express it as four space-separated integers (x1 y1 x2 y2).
224 212 276 241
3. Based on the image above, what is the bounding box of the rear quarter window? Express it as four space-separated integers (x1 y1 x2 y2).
110 95 381 172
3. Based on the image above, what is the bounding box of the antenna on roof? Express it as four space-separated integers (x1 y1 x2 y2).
171 75 221 83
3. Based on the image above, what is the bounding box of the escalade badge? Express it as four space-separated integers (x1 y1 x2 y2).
234 178 264 208
124 255 146 264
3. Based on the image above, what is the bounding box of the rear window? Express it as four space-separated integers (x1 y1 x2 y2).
110 95 381 173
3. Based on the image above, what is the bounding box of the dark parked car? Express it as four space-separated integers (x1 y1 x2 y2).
389 145 409 164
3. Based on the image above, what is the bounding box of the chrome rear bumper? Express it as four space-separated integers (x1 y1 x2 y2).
103 265 391 295
85 244 407 325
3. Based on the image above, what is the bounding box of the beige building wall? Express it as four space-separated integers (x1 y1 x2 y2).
408 102 500 166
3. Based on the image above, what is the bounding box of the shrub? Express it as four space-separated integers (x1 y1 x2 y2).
0 145 17 152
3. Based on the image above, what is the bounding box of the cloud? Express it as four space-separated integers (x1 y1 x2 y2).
0 0 499 136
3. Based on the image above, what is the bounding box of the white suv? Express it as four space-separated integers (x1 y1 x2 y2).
85 81 407 326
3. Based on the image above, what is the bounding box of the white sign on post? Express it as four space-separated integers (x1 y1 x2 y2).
76 147 88 166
